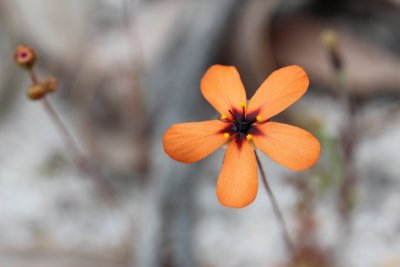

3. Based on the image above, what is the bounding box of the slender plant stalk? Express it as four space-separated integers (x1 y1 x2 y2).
41 97 82 158
255 151 296 256
333 54 357 223
29 69 82 157
123 0 150 173
29 69 38 84
28 68 115 200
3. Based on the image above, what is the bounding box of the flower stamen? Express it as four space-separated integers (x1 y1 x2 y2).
240 101 246 119
220 114 228 120
223 132 230 139
256 116 263 123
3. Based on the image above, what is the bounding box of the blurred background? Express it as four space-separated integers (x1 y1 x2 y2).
1 0 400 266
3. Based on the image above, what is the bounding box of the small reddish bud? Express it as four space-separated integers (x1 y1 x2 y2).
27 83 47 100
14 45 36 69
44 77 58 92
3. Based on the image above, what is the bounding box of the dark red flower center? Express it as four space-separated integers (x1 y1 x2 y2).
221 105 262 145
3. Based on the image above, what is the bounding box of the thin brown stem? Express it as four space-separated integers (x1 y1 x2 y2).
28 68 81 157
42 97 115 201
29 68 38 84
122 0 150 173
255 151 296 256
42 97 81 157
27 69 115 201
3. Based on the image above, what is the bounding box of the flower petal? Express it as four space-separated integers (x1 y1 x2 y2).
201 65 247 117
163 120 227 163
217 141 258 208
247 65 309 119
253 122 320 170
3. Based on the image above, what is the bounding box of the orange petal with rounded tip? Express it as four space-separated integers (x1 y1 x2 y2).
201 65 247 117
253 122 320 171
247 65 309 119
163 120 227 163
217 141 258 208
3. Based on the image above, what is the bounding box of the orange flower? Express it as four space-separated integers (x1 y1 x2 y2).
163 65 320 208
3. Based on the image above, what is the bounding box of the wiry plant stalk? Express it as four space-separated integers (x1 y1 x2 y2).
29 69 81 157
29 68 38 84
41 97 82 158
123 0 150 174
255 151 296 257
28 68 115 201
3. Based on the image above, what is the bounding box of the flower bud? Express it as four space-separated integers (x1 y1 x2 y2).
321 30 343 71
321 30 337 51
14 45 36 69
44 77 58 92
27 83 47 100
